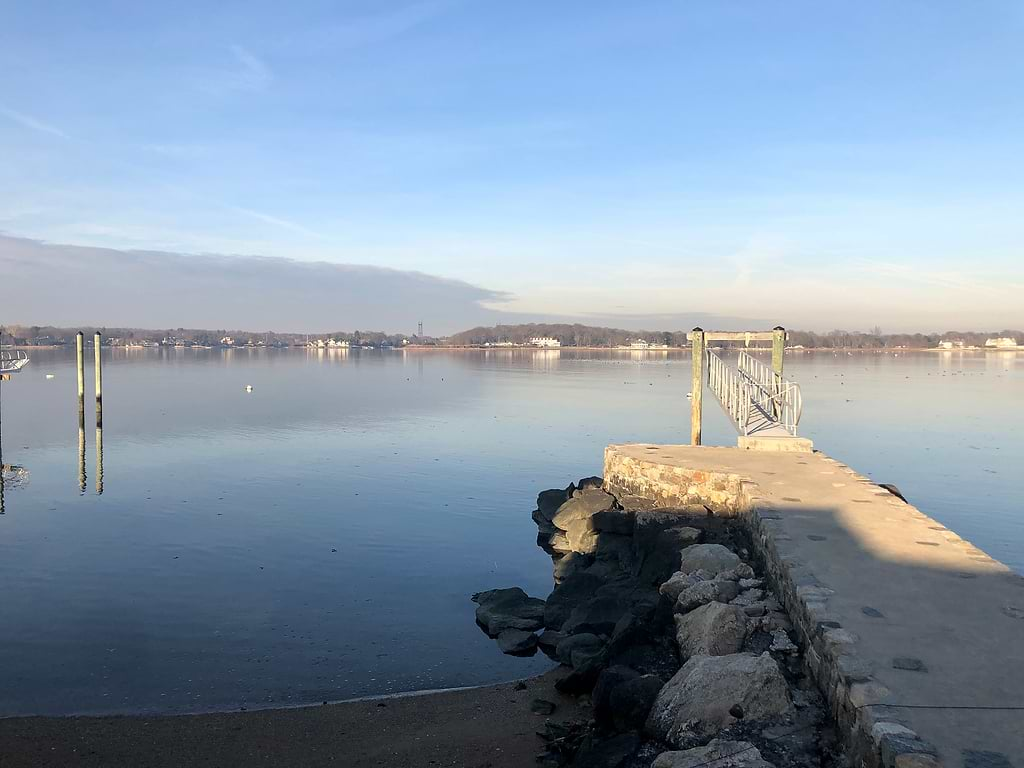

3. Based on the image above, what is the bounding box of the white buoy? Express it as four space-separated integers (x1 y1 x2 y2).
46 373 55 379
245 385 253 393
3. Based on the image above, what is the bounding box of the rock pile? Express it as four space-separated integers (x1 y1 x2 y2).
473 478 834 768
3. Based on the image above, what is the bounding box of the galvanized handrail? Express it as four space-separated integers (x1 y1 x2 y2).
0 350 30 373
705 350 802 436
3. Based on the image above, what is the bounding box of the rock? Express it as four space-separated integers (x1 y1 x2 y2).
674 602 748 658
577 475 604 491
531 698 557 715
537 629 566 652
718 563 756 581
678 544 741 577
565 517 600 554
592 508 636 535
646 652 792 746
743 603 767 617
730 588 765 607
652 739 776 768
539 530 573 556
675 579 740 612
572 732 640 768
593 665 640 727
610 675 665 732
595 533 635 570
545 570 607 629
562 594 630 636
496 628 537 654
659 571 700 601
633 513 704 585
552 552 593 583
551 489 616 529
537 484 575 522
473 588 546 636
556 633 604 665
769 629 797 653
739 578 763 590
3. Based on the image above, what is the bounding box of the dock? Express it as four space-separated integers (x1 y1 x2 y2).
605 443 1024 768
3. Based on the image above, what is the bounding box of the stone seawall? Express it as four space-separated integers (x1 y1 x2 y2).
603 444 976 768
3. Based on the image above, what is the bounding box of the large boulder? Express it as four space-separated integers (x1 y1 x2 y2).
595 533 636 571
633 514 704 585
551 489 616 529
674 602 748 658
652 740 776 768
495 629 537 655
544 569 608 629
536 484 575 523
562 594 630 636
610 675 665 732
678 544 741 577
646 652 792 746
577 475 604 491
565 517 600 554
592 508 636 535
472 588 546 636
675 578 740 612
592 665 640 727
572 732 640 768
555 632 604 665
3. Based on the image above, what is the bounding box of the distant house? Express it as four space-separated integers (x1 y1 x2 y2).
530 337 561 348
985 337 1018 348
629 339 650 349
220 336 235 346
937 340 965 350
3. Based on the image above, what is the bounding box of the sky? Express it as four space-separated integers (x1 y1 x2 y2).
1 1 1023 334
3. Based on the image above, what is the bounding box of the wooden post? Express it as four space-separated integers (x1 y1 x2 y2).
76 332 85 405
690 328 705 446
94 332 103 428
772 326 785 377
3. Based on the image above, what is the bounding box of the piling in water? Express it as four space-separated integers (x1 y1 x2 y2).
94 332 102 428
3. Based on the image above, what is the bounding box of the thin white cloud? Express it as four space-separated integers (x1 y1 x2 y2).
0 106 68 139
226 205 323 239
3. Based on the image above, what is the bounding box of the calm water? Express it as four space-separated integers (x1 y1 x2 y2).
0 347 1021 716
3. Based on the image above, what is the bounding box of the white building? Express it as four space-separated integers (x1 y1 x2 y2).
220 336 235 346
985 337 1018 348
629 339 650 349
530 337 561 348
937 340 965 350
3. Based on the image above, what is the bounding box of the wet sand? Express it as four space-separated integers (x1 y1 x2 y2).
0 670 585 768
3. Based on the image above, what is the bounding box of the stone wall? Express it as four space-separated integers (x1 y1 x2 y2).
603 446 940 768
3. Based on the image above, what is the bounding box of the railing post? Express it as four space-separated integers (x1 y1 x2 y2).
94 332 103 428
690 328 705 446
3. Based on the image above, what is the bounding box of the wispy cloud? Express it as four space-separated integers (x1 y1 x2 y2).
200 45 273 95
226 205 323 239
0 106 68 139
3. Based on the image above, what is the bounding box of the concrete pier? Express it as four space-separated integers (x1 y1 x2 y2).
604 444 1024 768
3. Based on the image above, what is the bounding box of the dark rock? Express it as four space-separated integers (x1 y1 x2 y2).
729 703 745 719
594 533 635 570
538 629 566 651
563 595 630 636
552 552 594 584
531 698 557 715
611 675 664 732
537 484 576 522
565 517 600 554
593 665 640 728
633 513 703 585
545 570 609 629
552 489 617 530
607 637 679 680
556 633 604 665
892 656 928 672
651 739 775 768
577 476 604 491
496 628 538 655
592 508 636 535
572 731 640 768
473 587 546 636
878 483 908 503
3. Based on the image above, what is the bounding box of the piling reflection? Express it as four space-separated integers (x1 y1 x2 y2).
95 425 103 495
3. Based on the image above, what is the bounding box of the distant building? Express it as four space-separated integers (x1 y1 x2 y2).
530 337 561 348
629 339 650 349
985 337 1018 348
937 340 965 350
220 336 235 346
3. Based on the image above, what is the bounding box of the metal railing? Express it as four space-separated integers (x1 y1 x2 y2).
705 350 802 436
0 350 30 373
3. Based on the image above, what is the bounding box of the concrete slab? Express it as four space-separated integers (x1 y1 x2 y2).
604 444 1024 768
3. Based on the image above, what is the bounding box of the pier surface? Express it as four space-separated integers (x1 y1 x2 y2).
605 444 1024 768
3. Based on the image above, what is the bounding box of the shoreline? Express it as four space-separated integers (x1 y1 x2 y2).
0 669 587 768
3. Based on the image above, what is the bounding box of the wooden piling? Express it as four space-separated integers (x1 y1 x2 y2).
94 332 102 428
76 332 85 405
690 328 705 446
772 326 785 377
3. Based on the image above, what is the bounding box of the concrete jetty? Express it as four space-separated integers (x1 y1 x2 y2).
604 443 1024 768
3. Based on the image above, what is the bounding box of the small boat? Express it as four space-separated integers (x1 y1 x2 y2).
0 350 30 378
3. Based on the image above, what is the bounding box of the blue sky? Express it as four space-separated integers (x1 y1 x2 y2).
2 1 1022 332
